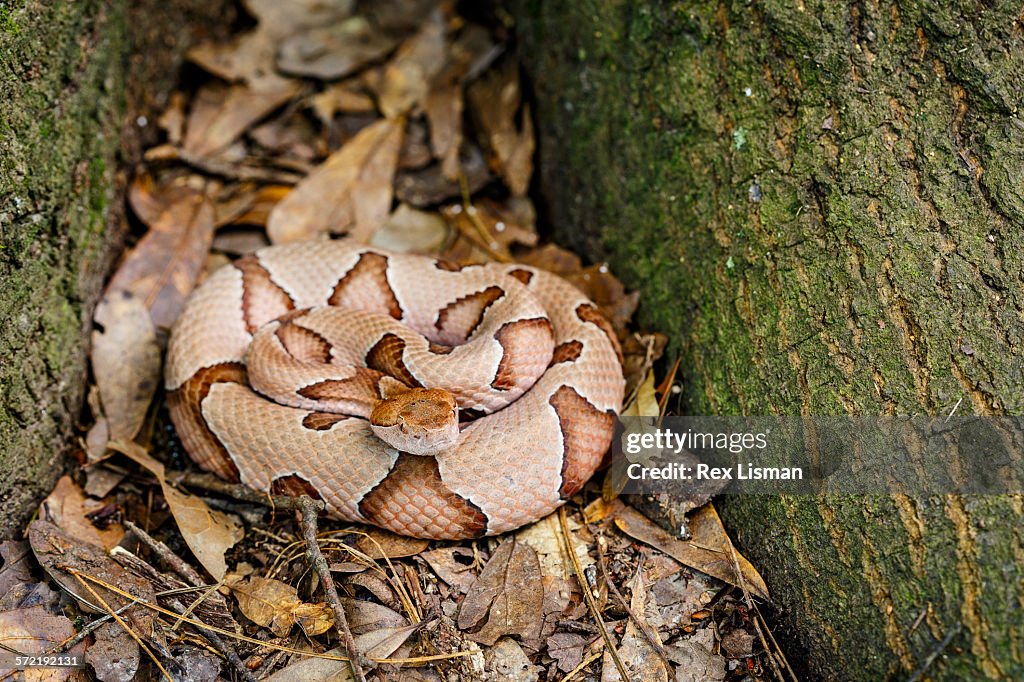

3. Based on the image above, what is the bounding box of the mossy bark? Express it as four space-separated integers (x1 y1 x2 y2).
514 1 1023 680
0 0 225 538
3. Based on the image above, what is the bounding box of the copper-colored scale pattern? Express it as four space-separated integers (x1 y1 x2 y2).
165 241 625 539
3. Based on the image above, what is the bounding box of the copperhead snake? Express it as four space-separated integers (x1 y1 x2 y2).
166 241 625 539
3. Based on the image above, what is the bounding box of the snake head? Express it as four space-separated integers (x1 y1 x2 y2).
369 387 460 456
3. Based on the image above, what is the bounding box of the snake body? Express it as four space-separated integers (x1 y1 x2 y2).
166 241 624 539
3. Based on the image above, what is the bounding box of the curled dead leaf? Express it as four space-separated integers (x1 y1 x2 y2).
109 441 243 581
611 504 770 601
267 118 403 243
91 293 161 445
457 538 544 646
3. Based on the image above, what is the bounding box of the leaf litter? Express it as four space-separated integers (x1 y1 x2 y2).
4 1 781 680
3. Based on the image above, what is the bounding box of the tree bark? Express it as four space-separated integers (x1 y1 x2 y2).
514 1 1024 679
0 0 226 538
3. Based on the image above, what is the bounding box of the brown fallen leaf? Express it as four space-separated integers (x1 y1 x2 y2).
277 16 400 80
611 503 770 601
420 546 477 594
109 441 243 581
227 574 332 637
621 332 669 399
424 24 496 179
267 117 403 243
370 203 450 253
311 81 377 124
28 520 156 629
340 596 407 633
188 0 353 91
355 526 429 560
0 542 34 602
600 571 668 682
184 80 300 159
394 142 491 207
667 627 727 682
485 638 543 681
547 632 591 673
86 621 141 682
40 476 124 551
467 60 534 196
0 605 88 681
377 8 447 119
457 538 544 645
91 293 160 444
111 175 217 331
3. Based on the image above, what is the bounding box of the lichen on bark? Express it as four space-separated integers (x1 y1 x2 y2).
515 1 1024 679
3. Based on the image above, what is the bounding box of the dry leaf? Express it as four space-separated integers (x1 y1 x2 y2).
378 9 447 118
667 627 727 682
40 476 124 551
457 538 544 645
109 441 243 581
355 527 429 559
311 81 377 123
441 198 537 263
420 546 477 594
467 61 534 195
424 24 496 179
264 648 353 682
277 16 399 80
485 638 542 681
612 503 770 600
86 621 141 682
622 332 668 398
370 203 449 253
228 574 320 637
0 606 88 681
516 515 592 583
184 80 300 158
188 0 353 91
91 293 160 444
112 176 217 330
547 632 591 673
28 520 156 626
353 622 420 658
395 143 491 207
267 118 403 243
0 542 34 603
600 571 668 682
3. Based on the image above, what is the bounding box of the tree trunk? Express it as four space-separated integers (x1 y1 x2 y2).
0 0 225 538
513 1 1023 679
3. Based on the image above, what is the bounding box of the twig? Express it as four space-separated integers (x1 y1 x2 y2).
907 623 962 682
594 534 672 672
45 602 139 655
175 472 304 511
297 495 369 682
124 520 205 586
557 507 630 682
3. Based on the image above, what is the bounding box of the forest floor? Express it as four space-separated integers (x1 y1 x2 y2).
0 1 789 680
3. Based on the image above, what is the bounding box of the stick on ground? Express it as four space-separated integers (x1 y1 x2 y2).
297 495 369 682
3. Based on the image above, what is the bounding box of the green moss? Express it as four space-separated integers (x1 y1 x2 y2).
516 0 1024 678
0 0 128 537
